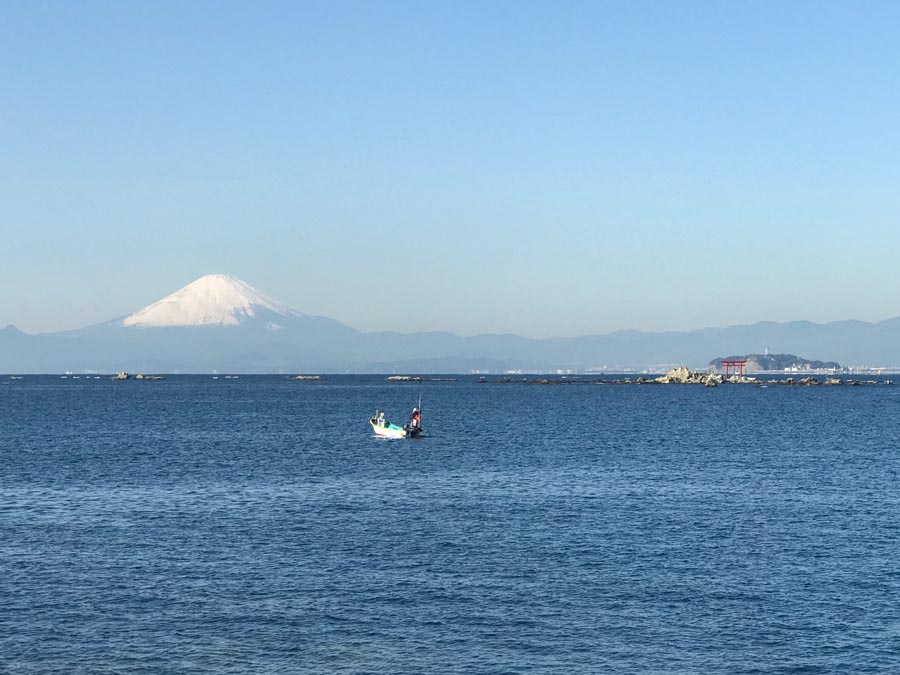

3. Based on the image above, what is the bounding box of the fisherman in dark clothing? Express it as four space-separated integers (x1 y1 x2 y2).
409 407 421 435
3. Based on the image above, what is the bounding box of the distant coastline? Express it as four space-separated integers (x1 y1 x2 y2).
4 276 900 374
708 353 842 375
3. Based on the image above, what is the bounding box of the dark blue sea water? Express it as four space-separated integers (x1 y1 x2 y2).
3 375 900 674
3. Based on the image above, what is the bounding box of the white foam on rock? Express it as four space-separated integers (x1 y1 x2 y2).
122 274 301 327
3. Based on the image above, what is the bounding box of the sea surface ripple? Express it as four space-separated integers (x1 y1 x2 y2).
2 375 900 673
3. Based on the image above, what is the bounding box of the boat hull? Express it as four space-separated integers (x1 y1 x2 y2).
369 418 425 439
370 419 408 438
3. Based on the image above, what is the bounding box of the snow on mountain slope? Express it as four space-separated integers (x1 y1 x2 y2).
122 274 304 328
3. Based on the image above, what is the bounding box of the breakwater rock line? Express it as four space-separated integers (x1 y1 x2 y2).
385 376 458 382
478 367 891 387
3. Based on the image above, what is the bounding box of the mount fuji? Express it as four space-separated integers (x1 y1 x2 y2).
3 274 900 373
120 274 306 329
4 275 366 373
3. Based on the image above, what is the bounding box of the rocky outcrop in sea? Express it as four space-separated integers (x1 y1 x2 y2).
477 367 891 387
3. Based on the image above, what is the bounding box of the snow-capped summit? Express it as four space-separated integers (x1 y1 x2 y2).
122 274 303 328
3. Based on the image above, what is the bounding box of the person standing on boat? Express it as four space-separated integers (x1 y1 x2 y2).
409 407 421 433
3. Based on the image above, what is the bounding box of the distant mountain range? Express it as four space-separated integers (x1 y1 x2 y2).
2 274 899 373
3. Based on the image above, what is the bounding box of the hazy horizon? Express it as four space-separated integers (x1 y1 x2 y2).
3 272 899 341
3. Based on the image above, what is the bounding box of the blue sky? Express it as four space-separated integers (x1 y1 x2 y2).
2 1 899 336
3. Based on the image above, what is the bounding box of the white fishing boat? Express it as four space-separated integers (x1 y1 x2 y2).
369 401 424 439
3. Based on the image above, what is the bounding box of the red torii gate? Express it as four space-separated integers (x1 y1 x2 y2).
721 359 748 377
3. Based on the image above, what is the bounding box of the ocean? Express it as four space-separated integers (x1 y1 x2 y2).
2 375 900 673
